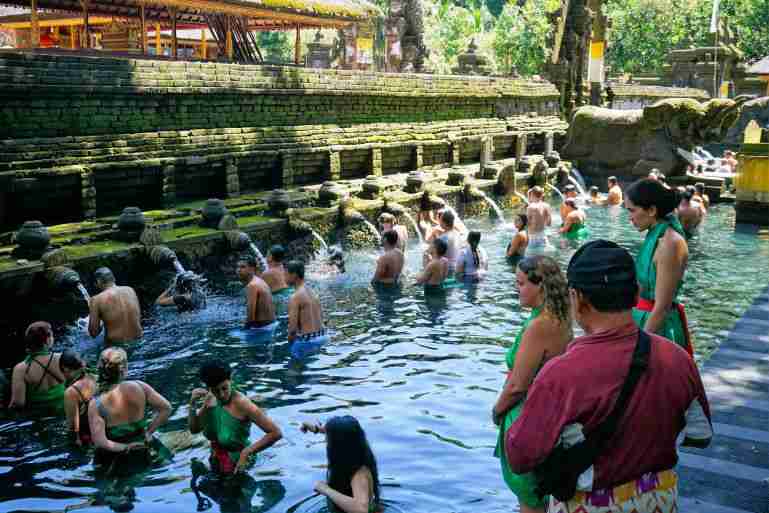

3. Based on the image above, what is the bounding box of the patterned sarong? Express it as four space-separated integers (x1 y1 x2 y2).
549 470 678 513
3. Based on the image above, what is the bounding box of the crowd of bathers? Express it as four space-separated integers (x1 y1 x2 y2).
3 173 717 513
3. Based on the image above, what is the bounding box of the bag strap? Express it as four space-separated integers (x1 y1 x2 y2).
585 329 651 452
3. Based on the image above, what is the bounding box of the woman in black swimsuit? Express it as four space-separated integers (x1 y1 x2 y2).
60 350 97 446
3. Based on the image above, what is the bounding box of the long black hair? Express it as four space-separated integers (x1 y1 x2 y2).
467 231 481 268
625 178 677 219
325 416 380 505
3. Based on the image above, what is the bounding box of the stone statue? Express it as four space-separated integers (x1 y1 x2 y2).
385 0 428 72
562 97 746 178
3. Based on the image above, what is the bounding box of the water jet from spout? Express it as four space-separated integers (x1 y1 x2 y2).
477 190 505 222
402 212 424 245
248 242 269 272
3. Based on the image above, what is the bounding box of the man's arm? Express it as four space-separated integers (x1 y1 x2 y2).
372 256 387 283
156 287 175 306
88 297 102 338
544 206 552 226
287 296 299 342
415 261 434 284
246 284 258 324
682 358 713 448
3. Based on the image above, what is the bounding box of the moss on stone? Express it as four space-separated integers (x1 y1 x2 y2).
62 240 134 260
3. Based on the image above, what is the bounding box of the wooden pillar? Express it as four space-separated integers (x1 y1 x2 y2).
30 0 40 48
155 22 161 55
200 28 207 59
294 25 301 65
81 0 90 49
70 27 77 49
225 16 233 61
140 4 147 55
170 7 178 59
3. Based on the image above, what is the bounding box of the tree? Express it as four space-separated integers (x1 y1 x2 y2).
492 0 557 76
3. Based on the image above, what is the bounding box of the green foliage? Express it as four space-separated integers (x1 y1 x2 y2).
257 32 292 64
493 1 556 76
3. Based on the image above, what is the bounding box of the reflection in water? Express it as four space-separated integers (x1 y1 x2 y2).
191 458 286 513
1 205 769 513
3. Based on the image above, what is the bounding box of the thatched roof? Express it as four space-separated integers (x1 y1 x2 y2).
747 56 769 75
0 0 381 29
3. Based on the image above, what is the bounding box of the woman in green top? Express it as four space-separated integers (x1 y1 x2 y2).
60 349 97 446
88 347 172 466
559 199 589 240
492 256 572 513
189 361 282 475
8 321 66 412
625 178 692 354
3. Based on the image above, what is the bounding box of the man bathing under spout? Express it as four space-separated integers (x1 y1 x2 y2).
89 267 143 344
526 186 552 254
237 254 276 329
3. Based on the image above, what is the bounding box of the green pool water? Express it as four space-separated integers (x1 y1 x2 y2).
1 202 768 513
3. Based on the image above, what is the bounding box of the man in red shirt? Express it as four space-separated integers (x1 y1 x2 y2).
506 240 712 513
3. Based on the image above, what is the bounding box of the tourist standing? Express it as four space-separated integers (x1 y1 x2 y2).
237 254 276 329
188 361 282 475
426 209 460 274
559 199 589 240
417 237 449 291
60 349 97 446
507 214 529 260
88 347 171 465
677 186 705 238
606 176 623 206
525 187 552 253
286 260 325 342
625 178 692 355
505 240 711 513
301 416 381 513
456 231 488 280
492 256 571 513
588 186 602 205
559 185 578 220
89 267 143 343
372 230 404 286
379 213 409 253
262 245 292 298
694 182 710 209
8 321 65 411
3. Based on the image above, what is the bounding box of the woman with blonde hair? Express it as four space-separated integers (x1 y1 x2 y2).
492 256 572 513
88 347 171 467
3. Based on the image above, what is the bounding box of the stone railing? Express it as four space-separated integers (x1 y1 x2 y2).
607 83 710 110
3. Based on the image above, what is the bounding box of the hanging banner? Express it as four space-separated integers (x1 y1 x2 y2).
588 41 605 83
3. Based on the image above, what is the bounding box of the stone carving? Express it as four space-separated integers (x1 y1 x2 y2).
562 98 745 178
385 0 428 72
726 96 769 145
453 39 492 76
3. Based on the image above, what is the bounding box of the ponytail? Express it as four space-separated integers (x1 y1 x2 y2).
468 231 481 268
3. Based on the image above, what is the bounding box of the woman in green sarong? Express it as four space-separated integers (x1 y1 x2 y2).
189 361 282 475
8 321 66 413
625 178 692 355
492 256 572 513
88 347 172 468
559 199 589 240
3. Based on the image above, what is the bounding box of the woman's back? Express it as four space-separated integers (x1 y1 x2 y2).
97 381 148 427
22 353 65 393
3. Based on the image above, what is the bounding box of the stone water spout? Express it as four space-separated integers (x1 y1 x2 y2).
40 251 90 307
339 199 380 246
12 220 51 260
289 219 328 252
224 230 268 271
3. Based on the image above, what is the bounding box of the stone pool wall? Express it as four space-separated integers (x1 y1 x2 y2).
606 83 710 110
0 51 566 231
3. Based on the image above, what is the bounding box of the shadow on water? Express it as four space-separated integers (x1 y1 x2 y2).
2 204 769 512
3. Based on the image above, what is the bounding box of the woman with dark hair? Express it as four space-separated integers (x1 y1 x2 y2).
677 186 705 238
558 199 589 240
456 231 488 280
189 361 282 475
88 347 172 466
506 214 529 259
625 178 692 355
8 321 66 411
60 349 97 445
492 256 572 513
301 416 380 513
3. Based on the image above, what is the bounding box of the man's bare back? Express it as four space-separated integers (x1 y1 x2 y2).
374 248 404 284
262 266 288 293
246 276 275 326
288 285 323 340
527 201 551 235
607 185 623 206
89 286 143 343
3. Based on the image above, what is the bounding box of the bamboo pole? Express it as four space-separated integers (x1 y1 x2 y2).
226 16 233 61
155 22 161 55
30 0 40 48
81 0 90 49
170 7 178 59
70 26 77 49
200 28 206 59
294 25 301 65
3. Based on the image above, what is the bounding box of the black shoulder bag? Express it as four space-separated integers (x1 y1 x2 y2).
533 329 651 502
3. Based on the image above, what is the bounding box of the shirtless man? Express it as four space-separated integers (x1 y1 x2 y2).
694 182 710 209
286 260 324 341
559 185 578 220
526 186 552 253
607 176 623 206
379 213 409 253
237 254 275 328
372 230 404 286
261 245 290 294
426 209 460 273
678 186 705 237
416 237 449 288
89 267 143 344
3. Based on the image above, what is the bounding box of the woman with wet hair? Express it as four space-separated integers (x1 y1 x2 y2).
506 214 529 259
456 230 488 280
301 415 381 513
60 349 97 445
492 256 572 513
625 177 692 355
88 347 171 466
8 321 66 412
559 199 589 240
188 361 282 475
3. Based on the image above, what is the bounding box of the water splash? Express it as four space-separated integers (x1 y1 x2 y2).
248 242 269 272
402 212 424 244
568 176 588 198
477 191 505 222
362 219 381 243
310 229 328 251
515 191 530 206
76 283 90 302
445 205 464 230
547 184 566 201
570 168 588 193
172 259 186 275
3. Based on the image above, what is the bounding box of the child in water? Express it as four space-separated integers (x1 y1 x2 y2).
301 416 381 513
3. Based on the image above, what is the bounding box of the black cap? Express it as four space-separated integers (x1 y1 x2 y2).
567 240 636 288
